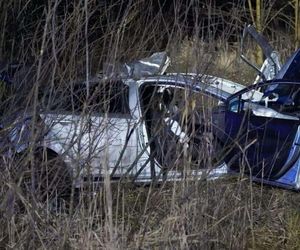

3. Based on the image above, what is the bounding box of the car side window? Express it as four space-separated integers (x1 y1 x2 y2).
41 80 130 115
89 81 130 114
228 96 243 113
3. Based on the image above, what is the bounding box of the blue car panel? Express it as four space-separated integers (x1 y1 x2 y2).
220 78 300 189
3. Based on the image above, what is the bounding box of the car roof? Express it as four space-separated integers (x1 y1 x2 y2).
135 74 234 101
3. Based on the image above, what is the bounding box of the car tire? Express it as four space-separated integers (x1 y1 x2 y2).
18 148 72 211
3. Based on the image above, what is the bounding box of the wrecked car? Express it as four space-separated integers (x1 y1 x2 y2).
1 24 300 206
0 52 234 204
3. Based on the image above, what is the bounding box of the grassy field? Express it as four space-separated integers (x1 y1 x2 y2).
1 176 300 249
1 1 300 249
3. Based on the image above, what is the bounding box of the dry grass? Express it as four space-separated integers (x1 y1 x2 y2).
0 1 300 249
2 177 300 249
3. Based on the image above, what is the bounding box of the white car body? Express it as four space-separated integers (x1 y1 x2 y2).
33 74 236 186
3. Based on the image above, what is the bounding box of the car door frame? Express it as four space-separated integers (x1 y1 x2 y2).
133 75 229 181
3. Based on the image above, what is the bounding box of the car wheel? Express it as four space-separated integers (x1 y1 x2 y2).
18 148 72 212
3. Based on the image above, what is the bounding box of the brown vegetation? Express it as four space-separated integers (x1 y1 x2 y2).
0 0 300 249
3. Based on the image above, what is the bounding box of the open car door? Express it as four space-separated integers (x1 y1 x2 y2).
222 80 300 185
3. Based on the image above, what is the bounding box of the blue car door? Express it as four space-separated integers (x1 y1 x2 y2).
223 81 300 179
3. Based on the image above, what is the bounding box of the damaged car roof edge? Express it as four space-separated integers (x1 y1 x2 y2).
132 74 232 101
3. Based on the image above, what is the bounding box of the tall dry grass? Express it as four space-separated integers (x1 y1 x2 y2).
0 0 299 249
